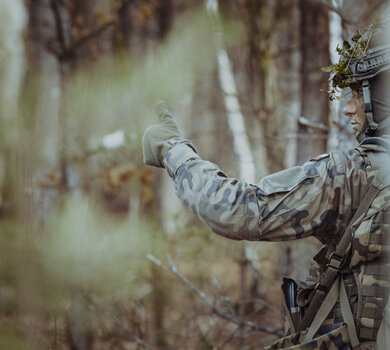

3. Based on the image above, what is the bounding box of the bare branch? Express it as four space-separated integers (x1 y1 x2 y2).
147 254 284 337
103 311 155 350
316 0 354 24
298 116 329 131
364 0 389 23
218 325 241 349
317 0 388 26
86 298 155 350
48 1 115 61
66 20 115 55
267 133 329 141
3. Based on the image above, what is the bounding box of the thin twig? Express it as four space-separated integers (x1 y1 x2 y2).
85 298 154 350
147 254 284 337
266 133 329 140
67 20 115 54
103 311 154 350
48 1 115 60
316 0 354 24
219 325 241 350
242 298 280 315
318 0 387 26
298 116 329 131
364 0 389 24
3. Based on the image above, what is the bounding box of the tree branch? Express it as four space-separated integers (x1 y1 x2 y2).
317 0 388 26
298 116 329 131
147 254 284 337
48 1 115 61
316 0 354 24
364 0 389 23
66 20 115 55
86 298 155 350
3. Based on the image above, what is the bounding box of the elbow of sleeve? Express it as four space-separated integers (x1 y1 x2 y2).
198 205 259 241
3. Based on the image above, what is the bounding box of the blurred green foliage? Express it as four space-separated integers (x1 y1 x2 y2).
0 4 270 349
37 196 164 306
0 321 30 350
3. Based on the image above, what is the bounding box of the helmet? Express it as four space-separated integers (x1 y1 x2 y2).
346 44 390 83
323 17 390 141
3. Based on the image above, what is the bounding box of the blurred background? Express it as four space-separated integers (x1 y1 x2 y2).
0 0 388 349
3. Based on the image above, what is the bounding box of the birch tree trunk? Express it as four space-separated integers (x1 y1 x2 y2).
206 1 270 345
327 9 343 153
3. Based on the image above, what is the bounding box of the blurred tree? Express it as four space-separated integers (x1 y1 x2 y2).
297 0 330 163
1 0 388 349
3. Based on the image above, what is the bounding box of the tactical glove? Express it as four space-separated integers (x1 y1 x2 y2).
142 102 187 168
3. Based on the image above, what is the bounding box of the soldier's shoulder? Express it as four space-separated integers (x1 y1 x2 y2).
357 136 390 154
358 137 390 189
322 148 368 179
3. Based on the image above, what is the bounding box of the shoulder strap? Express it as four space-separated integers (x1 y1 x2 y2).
304 277 360 348
300 143 389 334
299 184 380 332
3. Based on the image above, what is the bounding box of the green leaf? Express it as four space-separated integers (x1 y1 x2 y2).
343 40 351 50
321 65 336 73
351 31 361 42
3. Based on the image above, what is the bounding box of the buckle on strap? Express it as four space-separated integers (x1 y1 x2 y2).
327 251 344 270
315 281 328 293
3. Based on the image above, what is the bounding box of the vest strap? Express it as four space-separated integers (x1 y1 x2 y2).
299 184 381 331
359 327 378 341
362 285 389 298
340 277 360 348
364 264 390 275
304 277 340 342
304 277 360 348
362 307 385 319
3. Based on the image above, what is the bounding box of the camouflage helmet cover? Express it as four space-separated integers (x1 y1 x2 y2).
323 16 390 139
323 17 390 101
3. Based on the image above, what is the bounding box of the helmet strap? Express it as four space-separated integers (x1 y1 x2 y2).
362 79 378 136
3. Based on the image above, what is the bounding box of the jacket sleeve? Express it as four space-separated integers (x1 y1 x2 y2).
164 143 348 242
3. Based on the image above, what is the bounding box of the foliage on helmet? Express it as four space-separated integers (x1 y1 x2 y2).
321 17 386 101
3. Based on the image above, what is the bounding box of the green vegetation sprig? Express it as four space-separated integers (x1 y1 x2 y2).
321 17 384 101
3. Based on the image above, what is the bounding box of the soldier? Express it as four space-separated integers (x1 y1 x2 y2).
142 21 390 349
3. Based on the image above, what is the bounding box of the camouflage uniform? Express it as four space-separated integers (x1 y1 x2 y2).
163 136 390 349
164 138 388 245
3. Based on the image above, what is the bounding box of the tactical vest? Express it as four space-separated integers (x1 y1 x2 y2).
268 138 390 350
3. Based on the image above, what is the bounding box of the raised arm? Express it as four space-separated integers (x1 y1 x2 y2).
142 104 350 243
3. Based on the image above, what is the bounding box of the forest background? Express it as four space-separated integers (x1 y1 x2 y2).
0 0 389 349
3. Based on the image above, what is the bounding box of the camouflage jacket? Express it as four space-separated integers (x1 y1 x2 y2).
164 136 390 348
163 136 390 252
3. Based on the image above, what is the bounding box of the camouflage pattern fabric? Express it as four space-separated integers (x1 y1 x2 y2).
163 135 390 349
164 136 389 247
261 325 352 350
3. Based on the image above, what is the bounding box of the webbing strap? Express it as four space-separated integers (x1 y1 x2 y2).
364 264 390 275
362 285 390 298
362 307 385 319
333 185 381 259
299 184 381 331
304 277 361 347
359 327 378 340
304 277 340 342
340 278 360 348
368 234 388 245
362 80 378 135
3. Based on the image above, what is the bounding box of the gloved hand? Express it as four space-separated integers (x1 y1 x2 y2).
142 101 183 168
